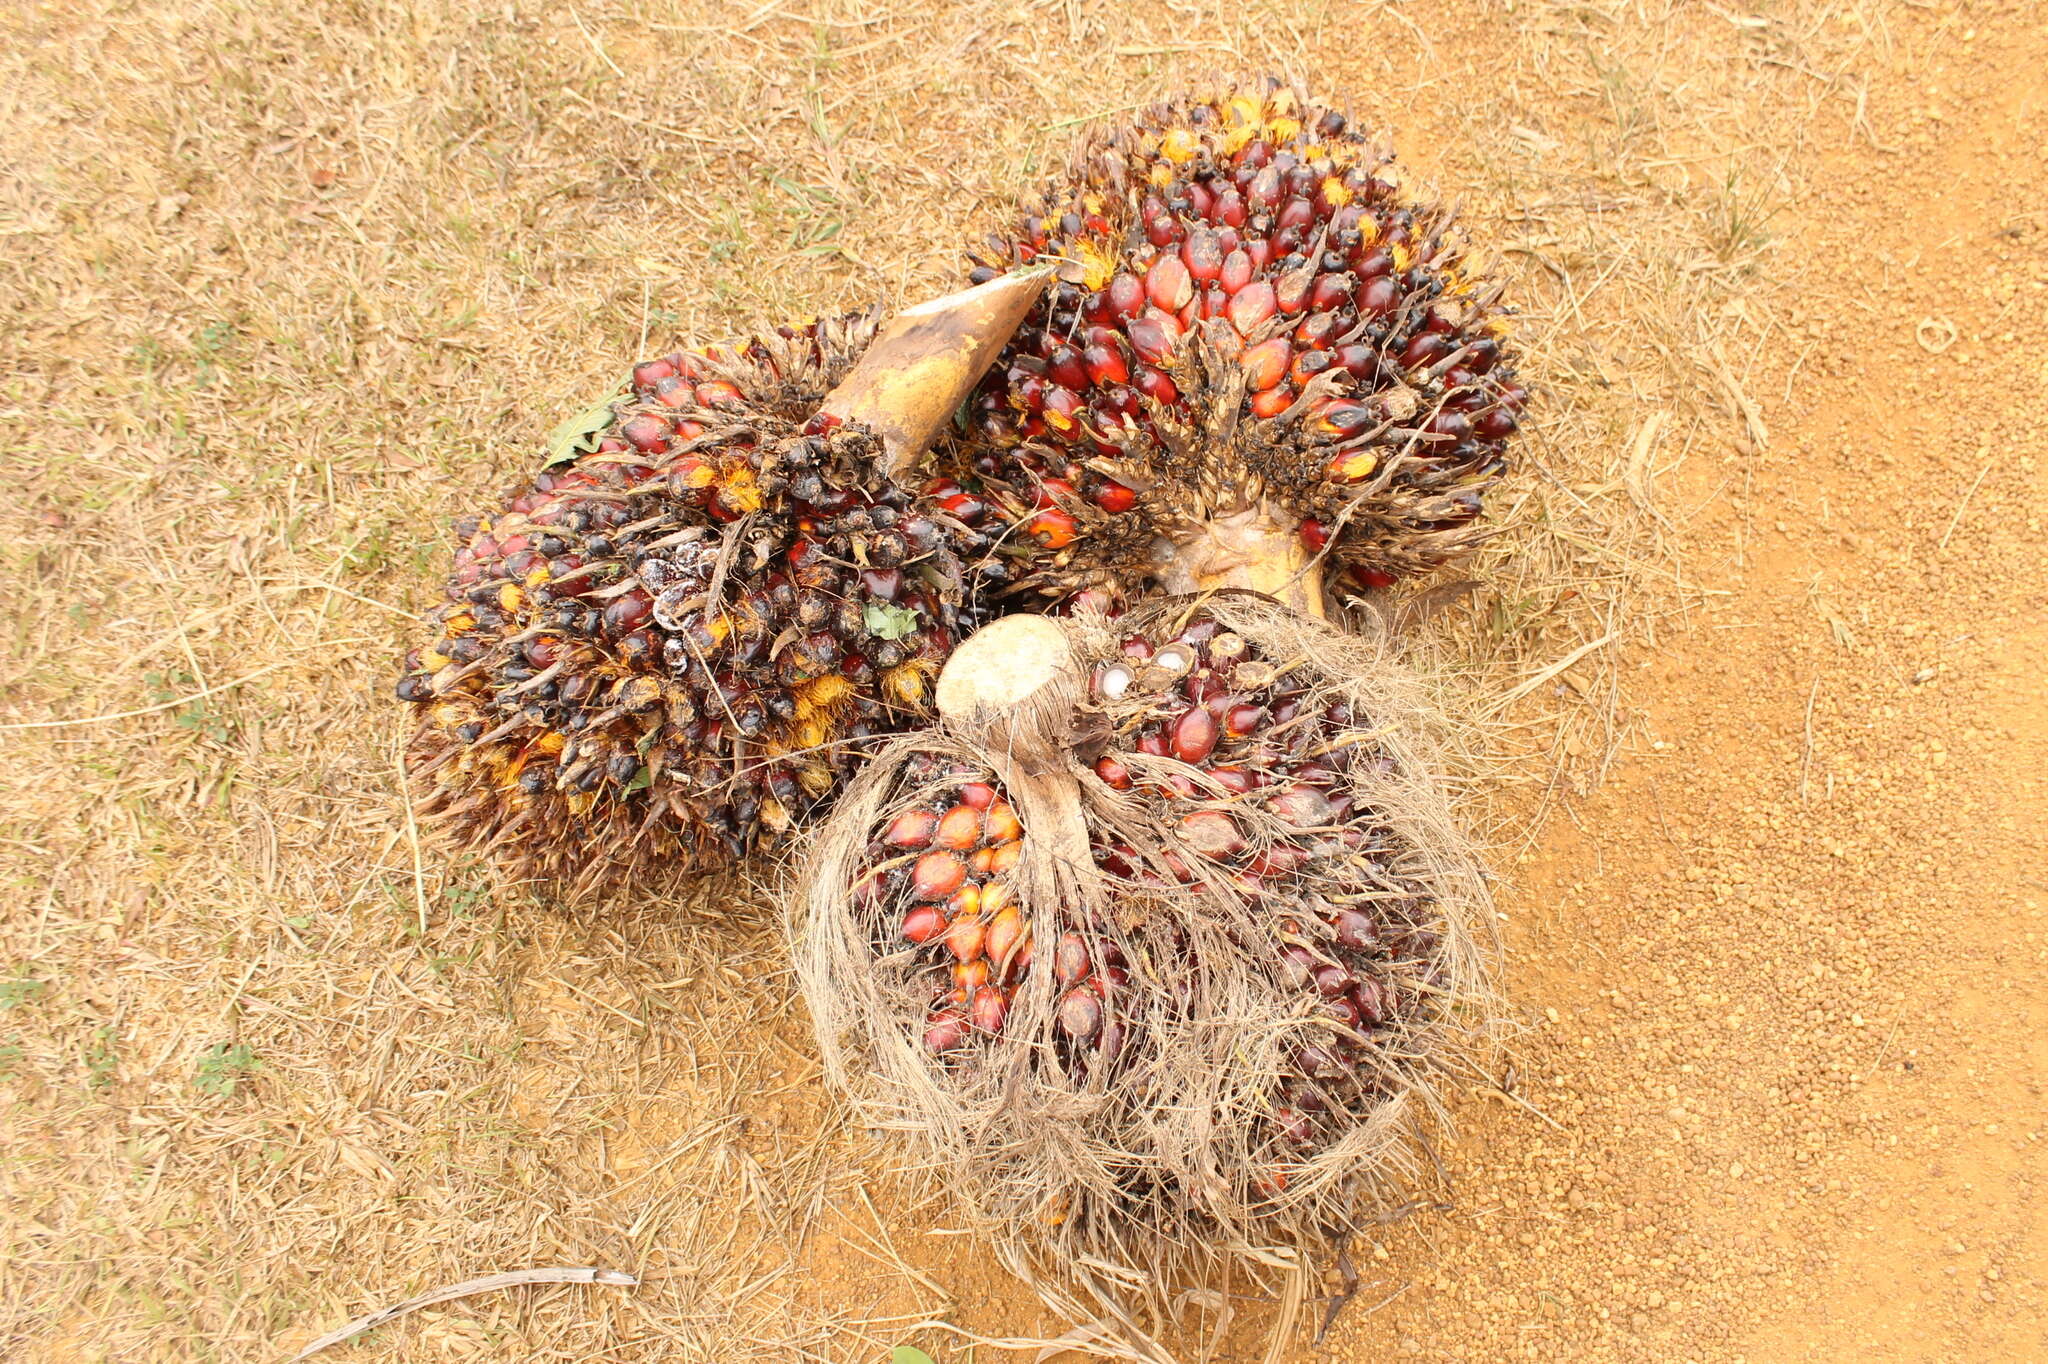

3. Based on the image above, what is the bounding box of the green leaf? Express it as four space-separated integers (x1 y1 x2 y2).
193 1042 260 1097
543 383 627 468
890 1349 938 1364
622 766 653 794
0 970 47 1010
863 603 920 641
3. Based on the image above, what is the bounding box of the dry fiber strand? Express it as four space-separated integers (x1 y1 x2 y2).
795 592 1496 1358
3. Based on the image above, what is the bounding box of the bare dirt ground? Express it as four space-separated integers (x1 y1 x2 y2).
2 1 2043 1361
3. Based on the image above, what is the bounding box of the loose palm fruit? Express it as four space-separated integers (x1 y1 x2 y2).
397 313 1011 891
956 80 1527 607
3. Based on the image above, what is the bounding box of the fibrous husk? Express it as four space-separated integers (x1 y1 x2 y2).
793 592 1496 1359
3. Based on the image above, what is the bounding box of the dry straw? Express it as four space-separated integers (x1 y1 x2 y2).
794 592 1497 1360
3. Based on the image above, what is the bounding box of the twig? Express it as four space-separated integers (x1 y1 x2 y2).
1867 997 1910 1074
1475 1082 1568 1133
570 7 626 78
1314 1251 1362 1343
1937 461 1992 550
395 715 430 936
1483 633 1618 715
285 1267 637 1361
1798 674 1820 804
0 663 292 731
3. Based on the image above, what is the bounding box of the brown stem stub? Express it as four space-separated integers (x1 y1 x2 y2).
819 268 1052 479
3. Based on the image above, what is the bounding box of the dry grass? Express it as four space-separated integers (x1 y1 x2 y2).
0 1 1893 1359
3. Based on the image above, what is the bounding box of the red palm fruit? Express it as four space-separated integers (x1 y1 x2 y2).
1331 908 1379 952
969 986 1009 1033
945 914 987 961
1178 809 1245 859
1269 783 1335 827
1207 765 1257 795
1057 988 1103 1041
1181 227 1225 281
903 904 949 944
1082 344 1129 387
1094 754 1134 790
1146 254 1193 312
954 959 992 992
1225 280 1277 334
958 782 998 810
1106 273 1145 318
1240 337 1292 392
1132 366 1178 405
1476 407 1519 440
1035 476 1077 509
934 803 984 850
986 903 1027 965
1249 386 1294 419
884 808 939 848
1028 507 1079 548
978 880 1015 916
1093 481 1138 514
914 850 968 901
619 414 671 453
1224 702 1268 738
1221 248 1254 292
957 83 1527 609
1171 706 1220 762
398 310 1022 892
1054 933 1092 987
1307 272 1353 312
1125 317 1176 365
984 802 1023 844
1289 348 1334 391
1047 346 1088 390
924 1011 969 1053
1326 448 1378 483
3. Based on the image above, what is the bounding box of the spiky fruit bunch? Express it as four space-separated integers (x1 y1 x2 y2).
801 599 1491 1323
850 606 1459 1153
955 82 1529 604
396 315 1007 889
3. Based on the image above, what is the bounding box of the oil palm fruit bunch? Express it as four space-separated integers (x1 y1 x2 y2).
953 80 1528 612
395 275 1051 890
799 597 1490 1329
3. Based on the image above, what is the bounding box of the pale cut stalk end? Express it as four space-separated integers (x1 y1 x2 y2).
818 268 1053 478
934 614 1075 724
